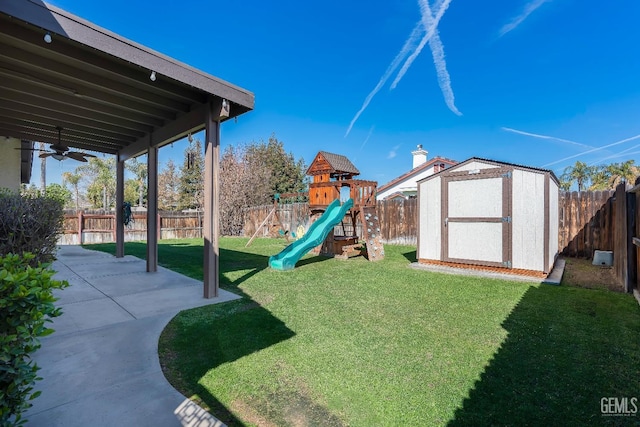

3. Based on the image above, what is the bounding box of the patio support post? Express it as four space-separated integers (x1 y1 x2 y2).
146 145 158 272
115 153 125 257
203 99 225 298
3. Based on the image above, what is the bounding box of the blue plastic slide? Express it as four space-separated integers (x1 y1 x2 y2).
269 198 354 271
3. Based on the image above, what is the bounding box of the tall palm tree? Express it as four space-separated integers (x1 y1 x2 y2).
588 165 611 191
39 141 46 196
62 171 82 211
607 160 638 188
561 161 594 191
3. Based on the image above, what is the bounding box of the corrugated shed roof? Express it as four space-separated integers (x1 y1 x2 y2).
319 151 360 175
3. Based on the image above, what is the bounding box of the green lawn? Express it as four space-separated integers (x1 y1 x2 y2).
86 238 640 426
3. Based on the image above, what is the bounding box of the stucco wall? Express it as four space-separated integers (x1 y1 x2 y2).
0 137 22 192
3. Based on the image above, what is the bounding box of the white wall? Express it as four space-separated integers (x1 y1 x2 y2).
0 137 23 192
511 169 545 271
377 165 435 200
418 176 441 260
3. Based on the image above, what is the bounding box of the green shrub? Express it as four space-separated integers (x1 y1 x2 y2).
0 252 68 426
0 190 64 266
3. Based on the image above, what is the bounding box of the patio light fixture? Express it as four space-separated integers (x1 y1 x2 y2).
44 32 52 43
150 71 156 81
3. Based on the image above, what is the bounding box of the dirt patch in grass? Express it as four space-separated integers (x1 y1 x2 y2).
561 257 622 292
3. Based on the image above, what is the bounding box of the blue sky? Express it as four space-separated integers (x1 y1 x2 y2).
37 0 640 188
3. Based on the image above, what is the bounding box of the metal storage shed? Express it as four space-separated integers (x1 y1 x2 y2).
417 158 559 275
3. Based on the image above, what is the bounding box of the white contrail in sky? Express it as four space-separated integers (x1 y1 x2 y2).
392 0 461 115
499 0 551 37
589 144 640 165
360 126 375 151
345 0 458 136
501 127 593 149
391 0 453 90
542 133 640 167
344 22 423 137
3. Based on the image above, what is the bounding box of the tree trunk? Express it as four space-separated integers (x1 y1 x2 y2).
138 180 143 207
40 142 46 196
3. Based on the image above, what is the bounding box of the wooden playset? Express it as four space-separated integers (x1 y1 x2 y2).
306 151 384 261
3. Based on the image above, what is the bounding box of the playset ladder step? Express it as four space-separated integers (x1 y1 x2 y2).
359 206 384 261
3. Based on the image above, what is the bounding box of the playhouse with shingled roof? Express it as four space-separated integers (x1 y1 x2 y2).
306 151 384 261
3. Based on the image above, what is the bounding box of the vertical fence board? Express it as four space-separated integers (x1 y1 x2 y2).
557 190 615 257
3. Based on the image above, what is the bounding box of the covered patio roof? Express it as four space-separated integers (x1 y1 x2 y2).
0 0 253 159
0 0 255 298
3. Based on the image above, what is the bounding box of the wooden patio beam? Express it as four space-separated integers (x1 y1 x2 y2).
146 143 158 272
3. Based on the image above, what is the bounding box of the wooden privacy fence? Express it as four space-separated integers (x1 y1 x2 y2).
561 183 640 296
243 192 621 254
558 190 616 257
243 199 419 245
59 210 203 244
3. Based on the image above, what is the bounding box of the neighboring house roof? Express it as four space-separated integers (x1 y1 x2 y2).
307 151 360 176
417 157 560 184
378 156 457 194
384 191 408 201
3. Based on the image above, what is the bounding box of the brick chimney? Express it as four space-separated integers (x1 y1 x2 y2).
411 144 428 169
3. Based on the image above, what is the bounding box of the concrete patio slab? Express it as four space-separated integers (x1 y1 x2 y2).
48 297 135 336
25 245 240 427
88 268 201 297
115 285 239 319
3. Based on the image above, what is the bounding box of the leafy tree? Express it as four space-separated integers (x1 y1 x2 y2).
45 183 71 207
178 137 204 211
245 134 307 197
77 157 116 209
20 184 41 199
124 179 139 205
126 157 147 207
158 159 180 210
560 161 594 192
62 172 82 211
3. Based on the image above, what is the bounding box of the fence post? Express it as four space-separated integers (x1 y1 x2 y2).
77 211 83 245
157 213 161 241
626 191 636 292
111 214 116 242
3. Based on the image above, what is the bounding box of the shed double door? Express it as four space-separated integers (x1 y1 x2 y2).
441 167 513 268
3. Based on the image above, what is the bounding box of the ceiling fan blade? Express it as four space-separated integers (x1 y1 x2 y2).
39 152 54 158
65 152 89 162
67 151 96 159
